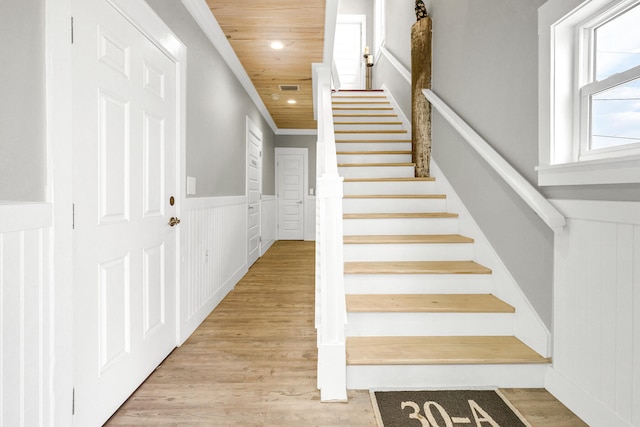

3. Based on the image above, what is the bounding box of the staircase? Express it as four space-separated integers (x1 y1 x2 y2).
332 90 550 390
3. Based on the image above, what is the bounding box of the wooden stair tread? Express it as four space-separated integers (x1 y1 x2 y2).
343 177 435 182
344 212 458 219
337 150 411 155
333 114 398 117
332 107 394 111
335 121 403 125
335 130 408 134
344 194 445 199
338 163 415 167
346 294 515 313
343 234 474 244
344 260 492 275
336 139 411 144
346 336 551 365
332 101 391 105
333 95 387 98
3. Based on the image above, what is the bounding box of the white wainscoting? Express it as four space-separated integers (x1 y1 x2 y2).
0 203 53 426
179 197 248 343
305 195 316 241
261 195 276 254
547 199 640 427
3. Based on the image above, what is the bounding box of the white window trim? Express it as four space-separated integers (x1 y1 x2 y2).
538 0 640 186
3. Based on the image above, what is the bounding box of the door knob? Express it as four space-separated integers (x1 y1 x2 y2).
168 217 181 227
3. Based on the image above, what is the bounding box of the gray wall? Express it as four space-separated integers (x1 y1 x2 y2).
382 0 555 327
0 0 46 202
384 0 414 70
274 135 317 193
147 0 276 197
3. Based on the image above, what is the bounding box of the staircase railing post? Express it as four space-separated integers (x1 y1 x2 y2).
313 64 347 402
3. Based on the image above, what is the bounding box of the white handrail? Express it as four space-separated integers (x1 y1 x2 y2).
313 64 347 402
423 88 566 231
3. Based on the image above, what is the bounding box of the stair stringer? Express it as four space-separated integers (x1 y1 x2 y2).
382 88 551 358
429 159 551 357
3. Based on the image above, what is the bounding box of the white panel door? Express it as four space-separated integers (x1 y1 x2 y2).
334 15 366 90
277 153 305 240
72 0 178 425
247 117 262 267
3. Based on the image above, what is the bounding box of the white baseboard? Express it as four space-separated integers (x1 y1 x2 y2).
545 368 631 427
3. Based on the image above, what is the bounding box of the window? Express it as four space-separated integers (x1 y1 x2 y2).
579 2 640 160
538 0 640 185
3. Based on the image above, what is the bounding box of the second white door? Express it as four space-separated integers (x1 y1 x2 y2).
276 149 306 240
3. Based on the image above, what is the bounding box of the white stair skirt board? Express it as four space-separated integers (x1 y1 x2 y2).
342 197 447 214
344 274 493 295
346 313 515 336
337 153 412 163
347 364 548 390
343 242 475 262
343 217 459 235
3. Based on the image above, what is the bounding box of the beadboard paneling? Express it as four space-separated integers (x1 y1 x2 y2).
261 195 276 254
0 203 52 427
547 200 640 427
179 197 248 343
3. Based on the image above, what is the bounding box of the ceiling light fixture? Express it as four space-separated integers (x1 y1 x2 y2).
270 41 284 50
287 99 297 105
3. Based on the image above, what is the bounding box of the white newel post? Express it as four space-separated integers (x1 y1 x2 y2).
314 64 347 402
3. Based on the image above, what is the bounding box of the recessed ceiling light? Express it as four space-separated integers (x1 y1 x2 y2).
287 99 297 104
271 93 280 100
270 41 284 50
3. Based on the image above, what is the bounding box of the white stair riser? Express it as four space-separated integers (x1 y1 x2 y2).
337 154 412 164
343 198 446 213
332 104 393 112
346 313 514 337
332 96 388 101
337 142 412 151
334 123 405 132
333 116 399 123
345 274 492 294
339 166 415 179
333 109 396 116
343 181 436 195
334 133 408 141
344 218 459 235
343 243 474 262
347 364 547 390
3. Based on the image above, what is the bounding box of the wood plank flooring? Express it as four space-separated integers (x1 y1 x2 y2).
106 241 587 426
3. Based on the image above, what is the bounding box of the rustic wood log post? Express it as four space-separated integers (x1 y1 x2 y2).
411 16 432 177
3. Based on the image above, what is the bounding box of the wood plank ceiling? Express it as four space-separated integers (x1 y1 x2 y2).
206 0 326 130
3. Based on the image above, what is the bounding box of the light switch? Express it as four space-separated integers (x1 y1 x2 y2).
187 176 197 195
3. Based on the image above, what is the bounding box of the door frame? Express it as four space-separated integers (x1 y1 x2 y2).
246 116 263 264
275 147 308 240
47 0 187 423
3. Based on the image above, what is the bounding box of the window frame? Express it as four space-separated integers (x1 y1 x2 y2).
537 0 640 186
578 2 640 161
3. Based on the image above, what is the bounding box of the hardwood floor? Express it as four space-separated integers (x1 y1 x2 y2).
107 241 586 426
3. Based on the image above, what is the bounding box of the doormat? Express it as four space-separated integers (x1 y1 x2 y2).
371 389 531 427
